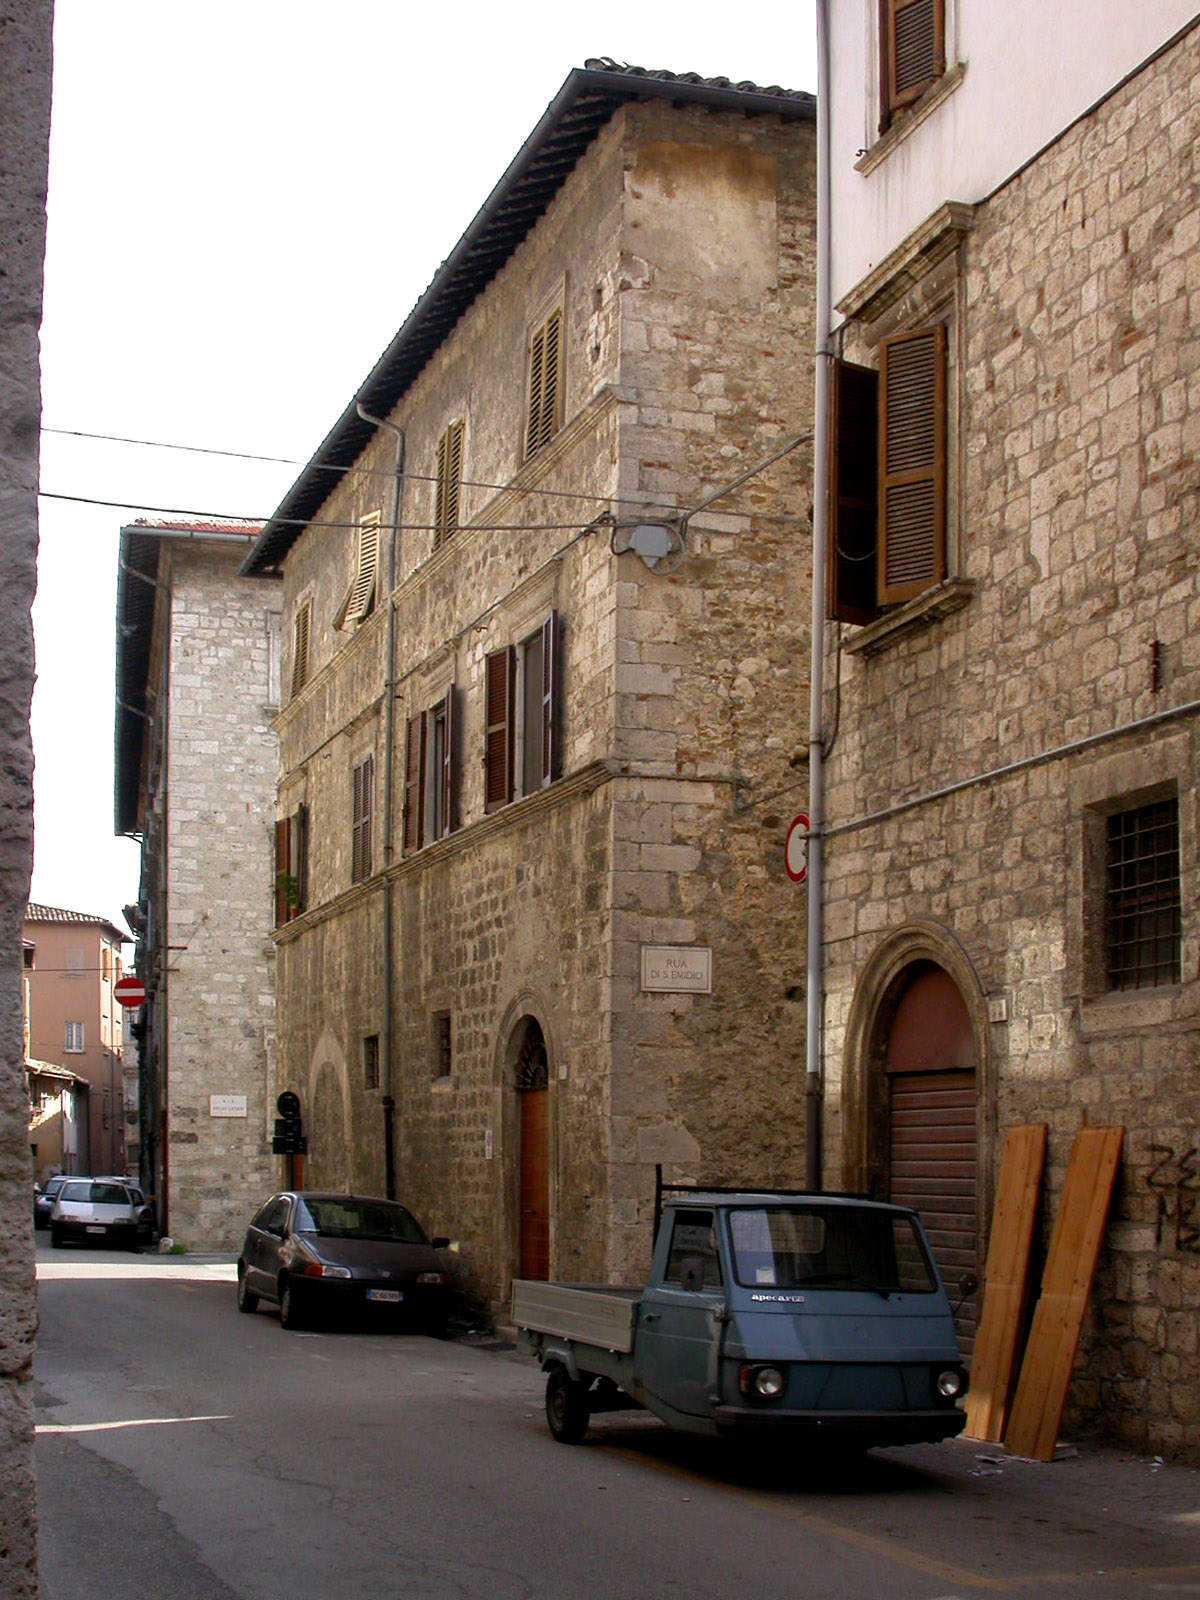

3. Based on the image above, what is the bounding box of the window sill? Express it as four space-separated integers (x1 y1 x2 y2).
842 578 974 658
855 63 967 178
1078 983 1192 1038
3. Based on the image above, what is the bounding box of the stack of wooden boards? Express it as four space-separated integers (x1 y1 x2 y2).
964 1122 1124 1460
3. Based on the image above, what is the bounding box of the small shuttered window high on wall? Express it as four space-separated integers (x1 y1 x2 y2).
434 420 464 547
337 512 381 629
525 306 564 461
290 600 311 699
878 324 946 605
881 0 945 129
484 647 515 813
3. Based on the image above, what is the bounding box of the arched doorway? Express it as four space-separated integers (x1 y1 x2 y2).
515 1019 550 1281
886 962 978 1348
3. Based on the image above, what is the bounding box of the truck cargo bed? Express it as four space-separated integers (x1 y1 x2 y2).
511 1280 642 1353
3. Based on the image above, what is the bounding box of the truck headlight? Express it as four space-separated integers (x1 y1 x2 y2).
936 1368 963 1399
740 1364 786 1399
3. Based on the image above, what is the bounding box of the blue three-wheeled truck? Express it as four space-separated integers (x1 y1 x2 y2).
514 1180 969 1449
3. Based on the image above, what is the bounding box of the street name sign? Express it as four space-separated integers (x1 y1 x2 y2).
640 945 713 994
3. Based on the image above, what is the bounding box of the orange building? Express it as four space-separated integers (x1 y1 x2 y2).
24 904 129 1176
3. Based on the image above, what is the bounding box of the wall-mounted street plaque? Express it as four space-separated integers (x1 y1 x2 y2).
640 945 713 994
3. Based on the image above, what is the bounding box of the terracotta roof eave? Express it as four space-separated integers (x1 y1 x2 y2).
241 62 814 579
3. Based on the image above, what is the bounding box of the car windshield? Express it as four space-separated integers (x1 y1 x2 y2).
60 1181 92 1203
728 1205 939 1295
293 1198 427 1243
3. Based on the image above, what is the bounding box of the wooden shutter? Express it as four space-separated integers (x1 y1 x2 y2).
345 514 380 625
274 805 308 924
403 715 426 855
275 816 291 926
828 358 880 624
292 803 308 913
879 324 946 605
882 0 945 125
352 755 374 883
484 647 514 812
441 685 458 837
435 420 464 546
290 601 311 697
540 611 561 786
525 307 563 460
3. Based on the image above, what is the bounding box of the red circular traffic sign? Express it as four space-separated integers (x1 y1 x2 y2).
113 975 146 1008
785 813 810 884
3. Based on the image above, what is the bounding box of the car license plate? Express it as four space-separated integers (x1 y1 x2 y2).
86 1225 105 1234
367 1289 402 1303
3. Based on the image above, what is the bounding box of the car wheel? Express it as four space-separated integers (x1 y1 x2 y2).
50 1225 64 1249
278 1277 304 1330
237 1268 260 1314
545 1365 591 1445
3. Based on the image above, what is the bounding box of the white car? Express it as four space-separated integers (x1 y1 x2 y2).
50 1179 153 1250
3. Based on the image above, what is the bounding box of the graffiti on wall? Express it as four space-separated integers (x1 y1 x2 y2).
1148 1144 1200 1253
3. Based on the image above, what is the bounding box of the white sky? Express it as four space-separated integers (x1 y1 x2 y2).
32 0 818 937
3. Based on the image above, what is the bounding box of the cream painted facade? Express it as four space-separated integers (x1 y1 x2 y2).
248 66 818 1310
821 5 1200 1459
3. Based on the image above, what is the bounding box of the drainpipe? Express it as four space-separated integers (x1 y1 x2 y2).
356 404 404 1199
805 0 832 1192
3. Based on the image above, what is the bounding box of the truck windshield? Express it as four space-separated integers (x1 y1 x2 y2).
728 1206 939 1295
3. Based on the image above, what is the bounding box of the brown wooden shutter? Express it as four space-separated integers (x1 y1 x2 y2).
352 755 374 882
292 802 308 913
275 816 291 926
485 647 514 812
879 324 946 605
290 601 311 698
828 358 881 625
403 715 426 855
882 0 945 125
442 685 458 836
525 308 563 460
434 421 464 546
540 611 561 786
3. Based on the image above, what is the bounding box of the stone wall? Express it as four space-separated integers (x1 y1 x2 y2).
0 2 51 1591
165 543 280 1247
823 25 1200 1459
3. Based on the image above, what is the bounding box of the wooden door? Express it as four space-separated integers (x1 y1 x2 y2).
518 1085 550 1280
886 965 978 1350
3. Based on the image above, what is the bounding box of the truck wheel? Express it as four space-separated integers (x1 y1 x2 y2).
545 1365 590 1444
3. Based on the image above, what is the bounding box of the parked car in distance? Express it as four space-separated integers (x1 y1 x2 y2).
50 1179 154 1249
237 1191 455 1333
34 1174 69 1230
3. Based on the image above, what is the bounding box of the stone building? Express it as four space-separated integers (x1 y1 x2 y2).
242 62 817 1308
0 2 52 1591
23 904 128 1177
115 520 281 1247
819 3 1200 1458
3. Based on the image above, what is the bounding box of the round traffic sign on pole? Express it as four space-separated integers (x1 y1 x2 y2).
785 813 810 885
113 975 146 1008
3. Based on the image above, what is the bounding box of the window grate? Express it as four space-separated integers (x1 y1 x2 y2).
363 1035 380 1092
1105 800 1181 990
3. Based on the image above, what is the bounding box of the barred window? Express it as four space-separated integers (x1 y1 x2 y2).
1105 800 1181 990
363 1035 380 1092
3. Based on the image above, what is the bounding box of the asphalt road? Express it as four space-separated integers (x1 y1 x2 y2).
33 1238 1200 1600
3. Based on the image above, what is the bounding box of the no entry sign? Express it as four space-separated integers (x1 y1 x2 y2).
113 975 146 1008
785 813 810 885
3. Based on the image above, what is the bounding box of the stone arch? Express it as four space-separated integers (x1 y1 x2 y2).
305 1026 352 1191
839 920 994 1339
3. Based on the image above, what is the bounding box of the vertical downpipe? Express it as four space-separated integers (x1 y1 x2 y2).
356 405 404 1199
806 0 833 1192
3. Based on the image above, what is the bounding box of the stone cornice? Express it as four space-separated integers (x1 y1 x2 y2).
836 201 976 324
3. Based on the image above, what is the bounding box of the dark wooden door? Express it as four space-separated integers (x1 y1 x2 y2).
518 1085 550 1280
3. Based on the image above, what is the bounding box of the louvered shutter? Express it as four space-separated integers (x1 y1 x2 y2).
345 516 379 625
292 803 308 914
879 324 946 605
485 647 514 812
828 358 881 625
445 421 463 534
540 612 561 786
403 714 426 855
525 308 563 460
442 685 458 836
883 0 945 124
352 756 374 883
275 816 291 926
290 602 311 698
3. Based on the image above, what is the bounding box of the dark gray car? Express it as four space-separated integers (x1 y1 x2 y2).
236 1191 455 1333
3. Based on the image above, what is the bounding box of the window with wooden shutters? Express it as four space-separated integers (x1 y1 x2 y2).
881 0 945 129
828 358 881 625
524 306 564 461
879 324 946 605
337 512 380 629
485 647 515 812
432 686 458 840
274 804 308 925
351 755 374 884
290 600 311 698
537 611 561 788
402 714 426 855
434 420 464 547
